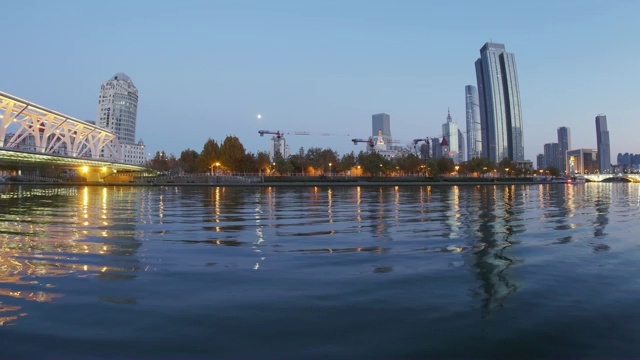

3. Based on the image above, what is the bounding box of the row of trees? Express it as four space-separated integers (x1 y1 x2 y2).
148 135 549 177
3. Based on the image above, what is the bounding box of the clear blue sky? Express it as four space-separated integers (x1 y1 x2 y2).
4 0 639 161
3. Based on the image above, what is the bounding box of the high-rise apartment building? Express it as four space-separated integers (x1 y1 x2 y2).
269 136 290 161
96 73 145 164
442 109 459 163
372 113 392 148
557 127 571 174
475 42 524 162
465 85 482 159
595 114 611 173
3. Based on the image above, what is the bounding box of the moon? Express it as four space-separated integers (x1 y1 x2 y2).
257 114 262 120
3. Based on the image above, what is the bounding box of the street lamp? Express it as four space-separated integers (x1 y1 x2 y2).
505 168 510 177
454 165 459 177
329 162 332 176
357 165 361 176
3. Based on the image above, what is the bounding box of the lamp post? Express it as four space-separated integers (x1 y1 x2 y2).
454 165 459 177
329 162 332 176
357 165 361 176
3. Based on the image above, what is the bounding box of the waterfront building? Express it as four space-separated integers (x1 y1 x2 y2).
442 109 459 163
567 148 598 174
595 114 611 173
557 127 571 174
475 42 524 162
96 73 145 164
372 113 392 147
465 85 482 159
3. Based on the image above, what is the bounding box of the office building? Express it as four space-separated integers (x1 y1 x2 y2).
442 109 459 163
372 113 392 148
465 85 482 159
557 127 571 174
96 72 145 164
475 42 524 162
595 114 611 173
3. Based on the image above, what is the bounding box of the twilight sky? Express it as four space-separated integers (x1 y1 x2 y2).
3 0 639 161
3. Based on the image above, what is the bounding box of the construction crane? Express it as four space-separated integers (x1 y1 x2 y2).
258 130 351 138
258 130 285 139
351 138 375 151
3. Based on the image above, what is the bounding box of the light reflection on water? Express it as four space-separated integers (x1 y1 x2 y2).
0 183 638 358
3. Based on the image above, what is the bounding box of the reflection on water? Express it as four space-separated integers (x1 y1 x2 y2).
0 185 143 326
1 183 640 358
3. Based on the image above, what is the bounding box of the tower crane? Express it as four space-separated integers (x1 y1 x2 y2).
351 138 375 151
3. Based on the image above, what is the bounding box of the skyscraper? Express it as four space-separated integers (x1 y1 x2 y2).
372 113 392 148
457 128 466 163
595 114 611 173
557 127 571 174
465 85 482 160
97 72 145 164
442 109 459 163
475 42 524 162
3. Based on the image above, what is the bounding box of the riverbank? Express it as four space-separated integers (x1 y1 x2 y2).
0 178 552 187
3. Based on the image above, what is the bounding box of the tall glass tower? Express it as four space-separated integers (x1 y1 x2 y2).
475 42 524 162
595 114 611 173
465 85 482 159
557 127 571 174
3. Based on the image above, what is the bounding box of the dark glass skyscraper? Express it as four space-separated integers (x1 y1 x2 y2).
595 114 611 173
475 42 524 162
557 127 571 174
465 85 482 160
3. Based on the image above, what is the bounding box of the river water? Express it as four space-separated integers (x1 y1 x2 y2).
0 183 639 359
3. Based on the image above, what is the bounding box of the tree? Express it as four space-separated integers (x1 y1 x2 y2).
178 149 199 173
396 153 422 174
545 165 561 177
219 135 246 172
497 157 513 176
274 154 293 175
466 157 495 176
435 157 455 175
198 139 220 173
360 152 391 177
150 151 170 172
255 152 271 174
340 151 357 175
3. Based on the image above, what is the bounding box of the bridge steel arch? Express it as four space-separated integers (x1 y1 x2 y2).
0 90 121 161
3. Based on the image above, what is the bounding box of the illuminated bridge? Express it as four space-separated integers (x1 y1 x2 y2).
0 90 153 181
583 174 640 183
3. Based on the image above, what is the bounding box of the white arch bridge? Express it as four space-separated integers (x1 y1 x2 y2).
0 90 152 180
583 174 640 183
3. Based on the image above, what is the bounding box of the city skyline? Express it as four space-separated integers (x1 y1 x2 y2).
2 1 639 160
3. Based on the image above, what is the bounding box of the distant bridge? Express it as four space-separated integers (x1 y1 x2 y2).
583 174 640 182
0 90 153 181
